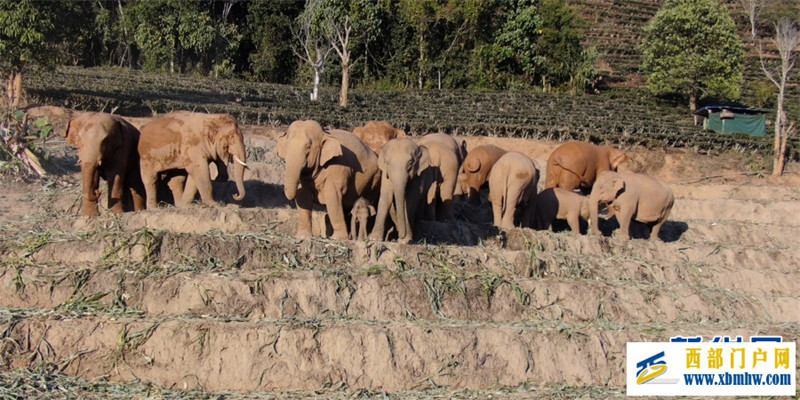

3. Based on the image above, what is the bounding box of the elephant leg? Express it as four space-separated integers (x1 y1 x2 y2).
615 206 634 240
187 160 214 206
179 176 198 207
141 165 159 209
322 187 348 240
130 186 146 211
369 179 394 241
500 185 523 229
358 217 368 240
167 175 186 206
650 219 666 242
491 197 503 228
501 202 516 229
295 189 314 239
567 214 581 234
350 213 357 240
107 171 125 214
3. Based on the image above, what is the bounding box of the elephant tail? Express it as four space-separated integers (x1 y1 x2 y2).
549 158 589 188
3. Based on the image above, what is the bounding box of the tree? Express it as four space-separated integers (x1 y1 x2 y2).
397 0 441 90
640 0 744 114
739 0 760 40
536 0 586 89
292 0 333 102
246 0 303 83
126 0 239 75
0 0 65 109
318 0 380 107
760 18 799 176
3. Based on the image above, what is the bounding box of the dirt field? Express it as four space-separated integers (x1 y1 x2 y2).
1 107 799 398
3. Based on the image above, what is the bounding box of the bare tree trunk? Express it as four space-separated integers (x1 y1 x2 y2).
773 88 785 176
760 18 799 176
690 92 699 125
739 0 759 40
418 32 425 90
311 65 321 101
339 63 349 107
7 70 23 110
117 0 132 68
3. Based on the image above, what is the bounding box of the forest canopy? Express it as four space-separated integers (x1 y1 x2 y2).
0 0 597 93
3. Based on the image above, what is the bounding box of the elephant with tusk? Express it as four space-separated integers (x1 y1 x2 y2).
138 111 248 208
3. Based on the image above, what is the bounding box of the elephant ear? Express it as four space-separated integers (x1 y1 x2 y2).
107 120 124 153
464 157 481 173
415 146 431 176
377 150 389 172
612 176 625 195
216 135 231 162
276 131 288 159
319 136 343 166
609 148 629 170
394 128 407 139
64 119 82 146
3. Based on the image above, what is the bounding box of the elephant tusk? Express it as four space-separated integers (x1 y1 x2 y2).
233 155 247 167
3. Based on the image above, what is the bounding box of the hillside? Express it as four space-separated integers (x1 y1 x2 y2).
0 108 798 398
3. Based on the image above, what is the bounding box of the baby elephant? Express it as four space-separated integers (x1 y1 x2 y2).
589 171 674 241
350 197 376 240
535 188 590 234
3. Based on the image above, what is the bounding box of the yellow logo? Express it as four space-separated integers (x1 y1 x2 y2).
637 351 667 384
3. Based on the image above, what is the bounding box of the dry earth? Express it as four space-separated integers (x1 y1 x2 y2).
1 107 799 398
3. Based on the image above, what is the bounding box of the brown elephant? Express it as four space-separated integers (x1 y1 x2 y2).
64 112 146 217
353 120 406 154
534 188 590 234
545 141 628 192
488 152 539 229
350 197 375 240
277 120 381 240
455 144 507 204
368 138 433 244
416 133 466 220
589 171 674 241
138 111 247 208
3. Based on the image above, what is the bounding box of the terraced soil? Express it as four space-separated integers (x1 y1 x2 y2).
1 110 799 398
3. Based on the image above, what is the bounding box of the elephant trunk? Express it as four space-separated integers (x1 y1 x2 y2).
80 162 101 216
283 156 302 201
391 170 411 242
231 142 247 201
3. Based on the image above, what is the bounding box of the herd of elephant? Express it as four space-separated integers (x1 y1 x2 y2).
64 111 675 243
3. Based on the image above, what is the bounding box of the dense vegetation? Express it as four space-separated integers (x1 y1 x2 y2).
0 0 598 93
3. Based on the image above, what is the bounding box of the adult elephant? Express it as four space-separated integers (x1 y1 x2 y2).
488 152 539 229
416 133 466 220
277 120 381 240
353 120 406 154
545 141 628 192
368 138 432 244
138 111 247 208
64 112 145 217
589 171 674 241
455 144 507 204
